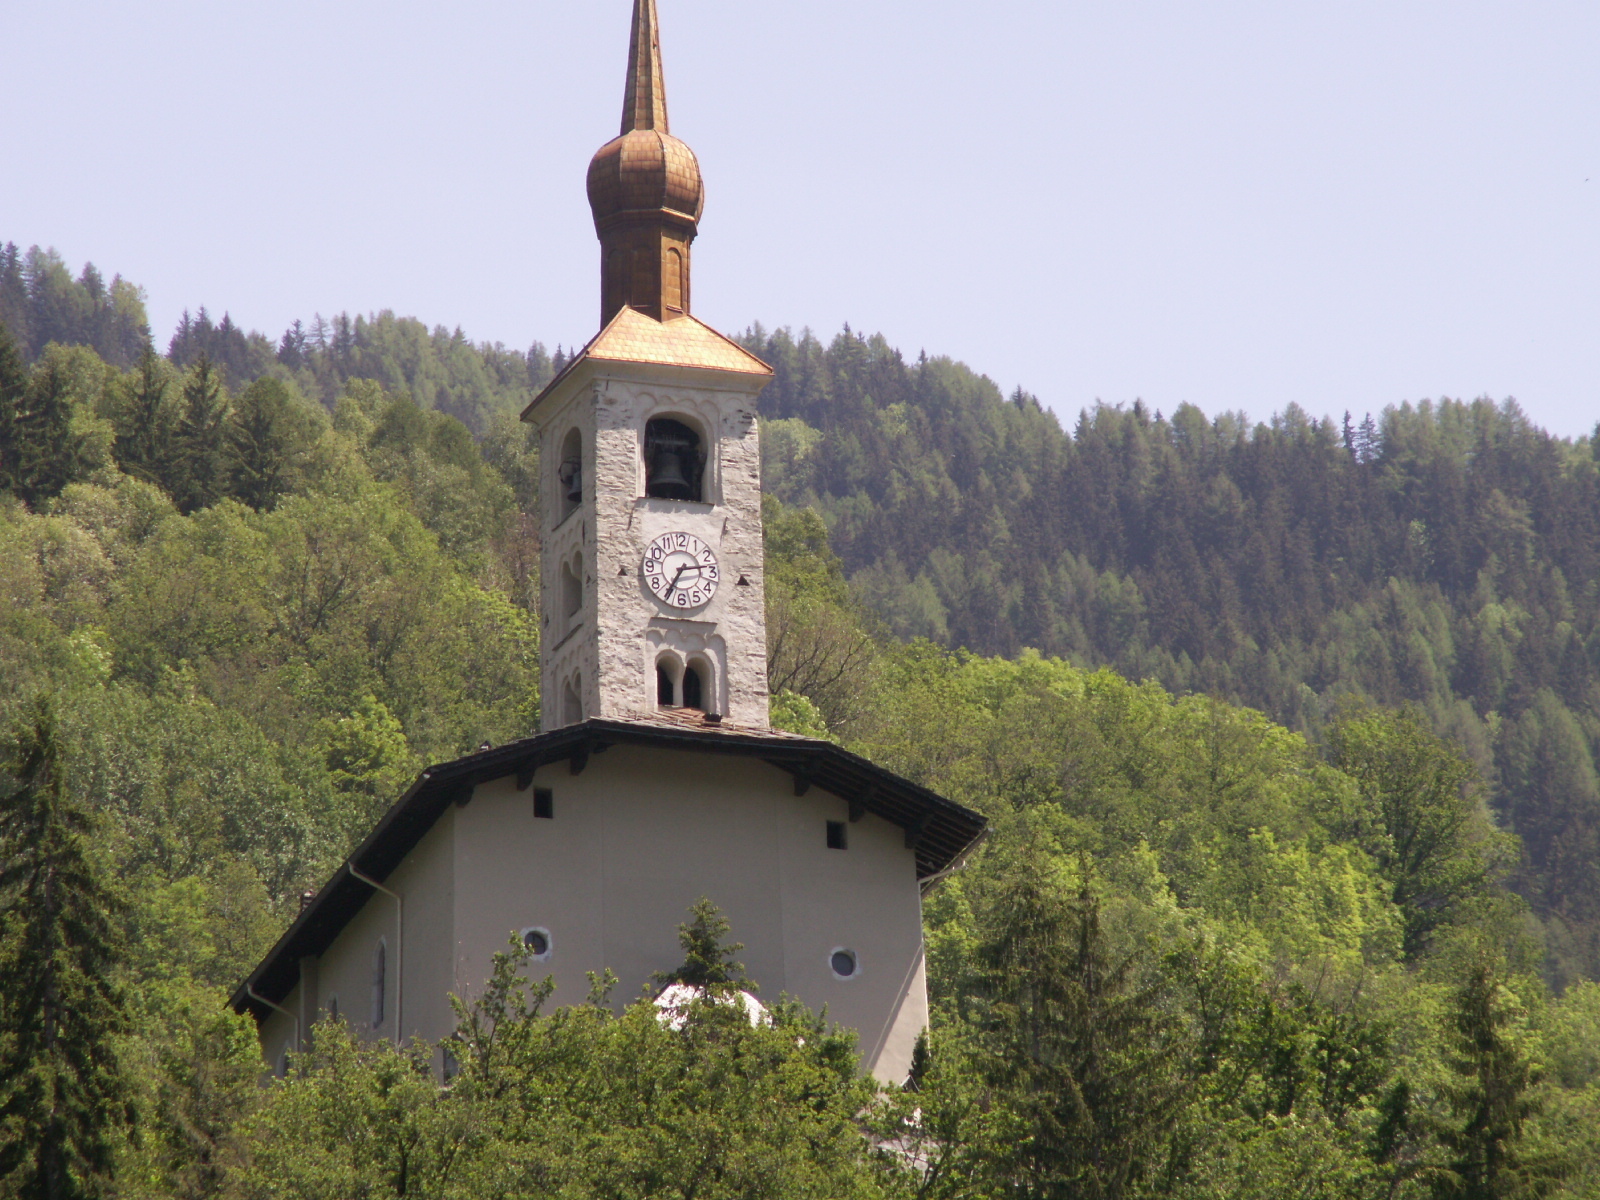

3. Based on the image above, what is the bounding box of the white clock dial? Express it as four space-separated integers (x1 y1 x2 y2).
642 531 720 610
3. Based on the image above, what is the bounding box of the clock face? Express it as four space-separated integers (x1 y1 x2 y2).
642 531 719 610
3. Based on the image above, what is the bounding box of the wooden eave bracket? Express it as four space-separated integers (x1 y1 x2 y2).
569 741 612 776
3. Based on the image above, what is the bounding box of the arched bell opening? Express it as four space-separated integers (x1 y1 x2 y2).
561 674 583 726
644 416 704 501
683 655 713 712
558 427 583 520
655 653 683 708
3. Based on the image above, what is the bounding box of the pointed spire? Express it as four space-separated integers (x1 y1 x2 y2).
622 0 670 134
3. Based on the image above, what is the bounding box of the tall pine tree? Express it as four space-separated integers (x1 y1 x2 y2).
1433 958 1555 1200
0 343 82 508
0 321 26 496
971 855 1186 1200
171 354 228 514
0 698 132 1200
112 346 175 490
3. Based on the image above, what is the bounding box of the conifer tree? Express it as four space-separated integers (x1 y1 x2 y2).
0 344 81 508
0 698 132 1199
113 347 175 489
225 377 318 511
171 354 228 514
1433 959 1556 1200
971 858 1186 1200
654 898 750 992
0 321 26 494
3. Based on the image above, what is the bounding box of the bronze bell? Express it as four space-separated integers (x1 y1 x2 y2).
648 446 693 499
561 457 582 504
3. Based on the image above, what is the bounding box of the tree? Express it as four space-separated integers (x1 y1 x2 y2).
654 897 751 993
0 321 27 493
1434 958 1556 1200
0 697 132 1199
967 852 1187 1200
0 347 81 507
1327 704 1511 959
224 376 320 511
171 355 228 514
113 347 176 490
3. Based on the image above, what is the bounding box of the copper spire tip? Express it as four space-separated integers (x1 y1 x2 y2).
622 0 669 134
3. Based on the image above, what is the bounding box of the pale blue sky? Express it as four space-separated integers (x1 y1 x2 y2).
4 1 1597 437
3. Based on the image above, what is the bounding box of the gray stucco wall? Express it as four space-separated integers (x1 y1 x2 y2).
263 744 930 1083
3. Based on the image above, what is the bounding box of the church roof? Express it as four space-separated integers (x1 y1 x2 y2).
521 306 771 423
231 717 987 1020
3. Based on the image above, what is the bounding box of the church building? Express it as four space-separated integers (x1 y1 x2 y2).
231 0 986 1084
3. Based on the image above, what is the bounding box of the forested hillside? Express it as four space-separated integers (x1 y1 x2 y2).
745 322 1600 987
3 243 1600 1197
2 242 557 432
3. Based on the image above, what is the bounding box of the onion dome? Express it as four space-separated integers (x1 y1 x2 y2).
586 0 704 231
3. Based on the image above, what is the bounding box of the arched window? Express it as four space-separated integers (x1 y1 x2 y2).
371 940 387 1029
631 247 653 313
327 995 339 1023
558 427 582 519
562 675 582 725
681 662 704 711
644 417 704 501
655 653 684 707
561 556 583 622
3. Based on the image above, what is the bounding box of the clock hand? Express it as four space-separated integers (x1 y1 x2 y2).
667 563 688 592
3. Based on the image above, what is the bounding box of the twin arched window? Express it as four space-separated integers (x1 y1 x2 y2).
655 654 711 711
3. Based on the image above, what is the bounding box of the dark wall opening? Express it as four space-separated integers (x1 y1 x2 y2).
644 417 704 501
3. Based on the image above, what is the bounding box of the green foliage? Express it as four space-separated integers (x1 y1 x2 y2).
234 937 887 1199
1434 959 1554 1200
653 898 752 993
171 356 229 514
0 341 113 508
743 323 1600 983
1328 703 1514 960
0 243 151 368
965 851 1186 1199
0 698 132 1199
4 261 1599 1194
224 376 323 511
763 495 879 732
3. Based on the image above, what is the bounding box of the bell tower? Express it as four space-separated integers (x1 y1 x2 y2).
522 0 774 732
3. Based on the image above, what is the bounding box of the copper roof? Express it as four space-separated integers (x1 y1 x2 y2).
588 0 703 229
587 129 703 227
589 306 770 373
231 717 988 1019
622 0 669 135
521 307 770 422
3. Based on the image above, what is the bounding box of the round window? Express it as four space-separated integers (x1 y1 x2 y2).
829 948 858 979
521 927 552 960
